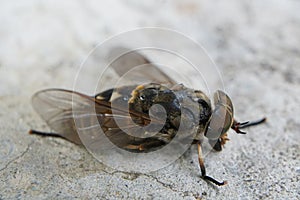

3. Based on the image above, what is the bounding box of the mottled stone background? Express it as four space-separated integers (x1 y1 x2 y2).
0 0 299 199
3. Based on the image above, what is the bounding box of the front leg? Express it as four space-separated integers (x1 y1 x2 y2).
197 142 227 186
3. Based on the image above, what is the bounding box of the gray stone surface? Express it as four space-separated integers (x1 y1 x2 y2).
0 0 299 199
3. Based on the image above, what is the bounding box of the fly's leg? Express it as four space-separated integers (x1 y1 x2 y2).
125 140 165 151
232 117 266 134
197 143 227 186
29 129 64 139
124 144 145 151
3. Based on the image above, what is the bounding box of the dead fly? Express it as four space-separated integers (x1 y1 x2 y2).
29 47 266 186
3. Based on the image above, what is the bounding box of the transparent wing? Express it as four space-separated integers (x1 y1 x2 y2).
108 47 177 85
32 89 105 144
32 89 164 149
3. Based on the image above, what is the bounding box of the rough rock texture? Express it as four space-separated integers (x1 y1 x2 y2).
0 0 299 199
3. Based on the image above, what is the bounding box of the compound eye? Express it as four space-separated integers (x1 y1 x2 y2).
205 104 233 140
214 90 233 114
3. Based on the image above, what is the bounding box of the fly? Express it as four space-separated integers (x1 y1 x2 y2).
29 47 266 186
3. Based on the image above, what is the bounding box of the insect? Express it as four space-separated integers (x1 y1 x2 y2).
29 47 266 186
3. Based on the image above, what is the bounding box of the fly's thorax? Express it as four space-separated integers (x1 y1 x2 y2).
127 83 209 127
172 86 212 133
128 83 181 127
127 83 216 142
